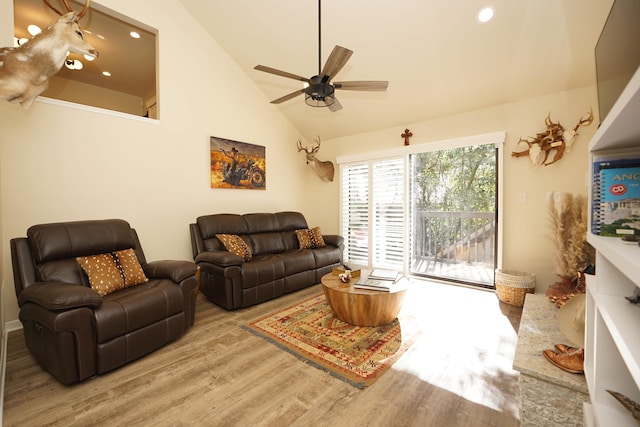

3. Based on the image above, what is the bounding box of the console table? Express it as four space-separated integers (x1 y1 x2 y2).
513 294 589 426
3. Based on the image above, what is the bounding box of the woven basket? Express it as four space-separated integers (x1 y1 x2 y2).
495 269 536 307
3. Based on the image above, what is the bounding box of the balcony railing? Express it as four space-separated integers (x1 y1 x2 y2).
412 211 496 286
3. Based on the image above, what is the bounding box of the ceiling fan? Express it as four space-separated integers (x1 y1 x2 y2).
253 0 389 112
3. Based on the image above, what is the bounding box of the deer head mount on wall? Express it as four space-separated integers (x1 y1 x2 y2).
0 0 98 109
511 109 594 167
296 136 335 182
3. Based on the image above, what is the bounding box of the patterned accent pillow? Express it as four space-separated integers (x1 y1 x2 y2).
113 248 148 287
216 234 252 261
295 227 326 249
76 248 148 297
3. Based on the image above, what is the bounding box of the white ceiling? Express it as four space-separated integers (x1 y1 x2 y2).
179 0 614 141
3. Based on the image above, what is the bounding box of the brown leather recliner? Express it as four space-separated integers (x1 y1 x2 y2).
10 219 199 385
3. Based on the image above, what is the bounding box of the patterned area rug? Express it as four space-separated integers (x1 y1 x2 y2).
243 293 416 389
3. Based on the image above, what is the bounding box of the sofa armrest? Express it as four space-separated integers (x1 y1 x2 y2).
323 234 344 247
195 251 244 267
18 282 103 310
143 260 197 283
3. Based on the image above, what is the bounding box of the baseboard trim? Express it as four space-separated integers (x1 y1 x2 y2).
0 325 6 427
5 320 22 333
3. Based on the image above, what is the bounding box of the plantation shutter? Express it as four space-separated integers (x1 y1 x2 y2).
341 158 405 269
341 163 369 264
373 159 404 269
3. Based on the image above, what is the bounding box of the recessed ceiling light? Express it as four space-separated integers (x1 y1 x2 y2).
477 6 494 23
27 24 41 36
102 71 112 77
130 31 140 39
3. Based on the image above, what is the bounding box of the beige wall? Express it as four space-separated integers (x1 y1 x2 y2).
0 0 597 326
45 76 146 117
0 0 311 325
301 85 597 295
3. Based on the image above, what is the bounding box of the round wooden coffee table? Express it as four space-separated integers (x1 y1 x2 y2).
321 273 408 327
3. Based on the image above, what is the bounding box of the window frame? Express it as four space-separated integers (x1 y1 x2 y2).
337 131 506 273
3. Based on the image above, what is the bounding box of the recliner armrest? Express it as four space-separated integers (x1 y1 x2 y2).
18 282 103 310
323 234 344 247
195 251 244 267
143 260 197 283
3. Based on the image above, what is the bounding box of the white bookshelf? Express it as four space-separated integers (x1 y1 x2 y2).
585 64 640 426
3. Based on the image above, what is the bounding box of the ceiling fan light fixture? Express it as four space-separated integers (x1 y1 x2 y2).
304 76 335 107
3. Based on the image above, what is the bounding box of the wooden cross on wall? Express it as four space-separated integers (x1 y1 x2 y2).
401 128 413 146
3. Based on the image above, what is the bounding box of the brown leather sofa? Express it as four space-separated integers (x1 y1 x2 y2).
10 219 199 385
190 211 344 310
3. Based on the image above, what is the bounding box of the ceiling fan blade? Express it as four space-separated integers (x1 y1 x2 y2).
270 88 306 104
321 45 353 81
254 65 310 83
326 97 343 112
333 81 389 91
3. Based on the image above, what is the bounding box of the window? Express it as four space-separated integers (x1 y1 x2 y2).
338 131 505 279
341 163 369 265
13 0 158 118
341 158 404 270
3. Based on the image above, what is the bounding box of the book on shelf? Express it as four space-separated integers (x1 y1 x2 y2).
596 165 640 237
591 156 640 234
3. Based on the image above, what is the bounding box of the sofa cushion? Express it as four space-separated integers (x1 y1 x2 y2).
277 250 316 275
244 213 281 233
216 234 252 261
311 245 343 268
198 214 248 239
240 254 285 288
249 232 285 255
276 211 309 231
94 279 185 343
295 227 326 249
28 219 138 263
76 249 148 297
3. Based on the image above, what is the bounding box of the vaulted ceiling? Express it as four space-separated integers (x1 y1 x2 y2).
179 0 613 141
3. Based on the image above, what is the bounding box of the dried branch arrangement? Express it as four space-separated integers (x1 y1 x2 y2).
546 192 594 306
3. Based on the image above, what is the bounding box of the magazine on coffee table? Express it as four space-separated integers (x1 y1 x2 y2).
354 270 402 292
367 269 400 281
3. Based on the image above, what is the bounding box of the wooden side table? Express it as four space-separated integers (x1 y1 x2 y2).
320 273 407 326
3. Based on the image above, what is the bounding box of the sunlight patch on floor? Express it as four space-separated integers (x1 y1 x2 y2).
394 278 521 418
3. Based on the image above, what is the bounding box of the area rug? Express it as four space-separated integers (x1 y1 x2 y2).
242 293 416 389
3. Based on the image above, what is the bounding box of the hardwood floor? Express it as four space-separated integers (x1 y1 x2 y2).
3 279 523 426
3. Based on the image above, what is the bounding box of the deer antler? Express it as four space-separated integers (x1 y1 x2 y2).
296 139 309 153
311 136 321 153
44 0 90 19
574 107 594 131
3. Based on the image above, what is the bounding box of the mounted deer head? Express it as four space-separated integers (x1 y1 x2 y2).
0 0 98 109
297 137 335 182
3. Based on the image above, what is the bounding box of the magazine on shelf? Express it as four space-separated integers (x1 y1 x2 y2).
591 154 640 235
598 166 640 237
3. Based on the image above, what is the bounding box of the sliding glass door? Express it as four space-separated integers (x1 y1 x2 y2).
339 132 502 287
409 144 497 287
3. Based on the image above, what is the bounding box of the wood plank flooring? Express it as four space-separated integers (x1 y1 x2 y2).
3 279 523 427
